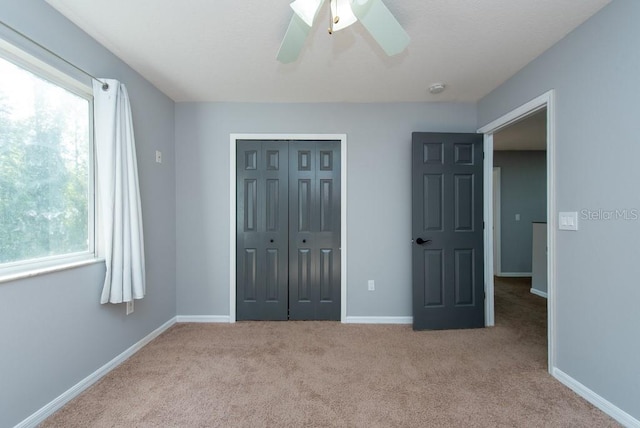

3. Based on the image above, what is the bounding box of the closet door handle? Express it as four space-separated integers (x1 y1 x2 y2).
415 238 432 246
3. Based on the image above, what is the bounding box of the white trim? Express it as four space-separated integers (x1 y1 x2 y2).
15 317 177 428
492 167 502 276
340 137 348 323
176 315 231 323
344 316 413 325
229 134 348 323
0 38 93 96
483 134 495 327
530 288 548 299
0 258 103 285
546 93 557 373
497 272 533 278
478 93 550 134
229 134 237 323
478 90 556 373
552 368 640 428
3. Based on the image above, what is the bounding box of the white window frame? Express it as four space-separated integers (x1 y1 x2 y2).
0 38 98 282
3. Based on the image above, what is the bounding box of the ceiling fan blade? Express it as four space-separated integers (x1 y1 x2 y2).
290 0 325 27
350 0 410 56
277 14 311 64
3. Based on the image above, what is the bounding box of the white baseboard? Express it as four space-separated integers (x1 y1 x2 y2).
17 316 639 428
344 316 413 324
179 315 409 324
16 317 177 428
530 288 548 298
176 315 231 323
496 272 532 277
552 367 640 428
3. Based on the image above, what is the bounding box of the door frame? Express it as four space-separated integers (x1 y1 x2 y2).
229 134 348 323
492 167 502 276
479 90 556 371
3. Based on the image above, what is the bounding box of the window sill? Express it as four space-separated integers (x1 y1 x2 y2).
0 258 104 285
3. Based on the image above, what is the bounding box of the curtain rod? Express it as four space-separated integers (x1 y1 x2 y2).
0 19 109 91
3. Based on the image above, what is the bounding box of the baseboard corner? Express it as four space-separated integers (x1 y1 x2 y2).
552 367 640 427
15 316 177 428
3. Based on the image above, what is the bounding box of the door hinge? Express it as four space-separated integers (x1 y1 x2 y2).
483 221 485 230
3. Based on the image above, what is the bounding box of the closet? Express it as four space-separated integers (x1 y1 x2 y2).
236 140 341 320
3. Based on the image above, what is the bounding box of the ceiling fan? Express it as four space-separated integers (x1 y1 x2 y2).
277 0 410 63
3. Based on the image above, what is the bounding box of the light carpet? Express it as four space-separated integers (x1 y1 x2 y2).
40 277 618 427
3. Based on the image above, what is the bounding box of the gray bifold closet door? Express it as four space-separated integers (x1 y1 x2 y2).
236 140 340 321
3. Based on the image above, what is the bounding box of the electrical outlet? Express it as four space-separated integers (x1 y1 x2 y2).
155 150 162 164
368 280 375 291
126 300 134 315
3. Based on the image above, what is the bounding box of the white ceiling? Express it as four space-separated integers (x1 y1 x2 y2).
45 0 610 103
494 109 547 151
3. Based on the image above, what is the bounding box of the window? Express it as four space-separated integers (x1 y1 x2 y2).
0 41 95 276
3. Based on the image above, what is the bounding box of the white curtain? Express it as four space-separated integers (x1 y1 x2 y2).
93 79 145 304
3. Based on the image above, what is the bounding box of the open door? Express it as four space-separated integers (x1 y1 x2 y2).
411 132 484 330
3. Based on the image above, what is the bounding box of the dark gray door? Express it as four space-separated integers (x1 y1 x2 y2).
411 132 484 330
236 140 341 321
289 141 341 320
237 141 289 320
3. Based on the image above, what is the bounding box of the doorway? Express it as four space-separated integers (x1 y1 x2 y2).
491 109 548 365
493 110 547 279
479 90 556 372
229 134 348 323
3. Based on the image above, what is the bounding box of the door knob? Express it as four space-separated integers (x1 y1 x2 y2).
415 238 432 245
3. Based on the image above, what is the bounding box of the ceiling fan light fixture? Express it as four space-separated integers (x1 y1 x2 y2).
330 0 358 32
429 83 446 94
278 0 409 63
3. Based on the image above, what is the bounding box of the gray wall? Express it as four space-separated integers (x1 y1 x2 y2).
479 0 640 420
0 1 176 427
4 0 637 424
175 102 477 318
494 151 546 273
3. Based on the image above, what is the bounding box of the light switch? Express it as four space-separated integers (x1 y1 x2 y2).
515 214 520 221
155 150 162 164
559 212 578 231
